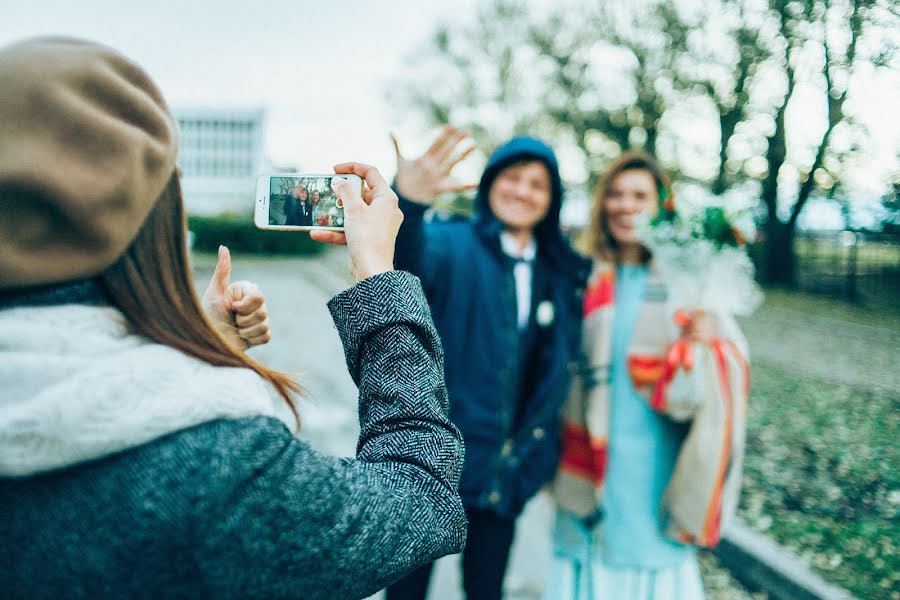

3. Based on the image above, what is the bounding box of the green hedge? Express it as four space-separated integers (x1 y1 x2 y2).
187 214 324 255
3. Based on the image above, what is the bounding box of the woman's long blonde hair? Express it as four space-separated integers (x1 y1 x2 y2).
98 174 301 425
580 151 674 264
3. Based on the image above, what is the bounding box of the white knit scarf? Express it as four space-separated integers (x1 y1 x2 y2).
0 304 297 477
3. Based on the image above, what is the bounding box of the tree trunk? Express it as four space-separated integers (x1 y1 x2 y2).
763 219 797 286
645 121 658 157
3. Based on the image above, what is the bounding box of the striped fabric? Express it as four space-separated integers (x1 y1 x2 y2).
552 261 750 548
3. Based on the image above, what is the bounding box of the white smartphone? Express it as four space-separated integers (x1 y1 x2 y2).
254 173 362 231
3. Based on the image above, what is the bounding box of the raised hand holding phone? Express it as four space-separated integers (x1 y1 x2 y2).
310 163 403 282
391 124 478 204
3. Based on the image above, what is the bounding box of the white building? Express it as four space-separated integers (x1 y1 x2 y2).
174 108 267 216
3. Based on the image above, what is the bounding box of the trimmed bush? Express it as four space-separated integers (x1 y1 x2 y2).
188 214 324 255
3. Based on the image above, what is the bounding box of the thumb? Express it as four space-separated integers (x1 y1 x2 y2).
390 132 403 161
331 176 364 212
211 245 232 293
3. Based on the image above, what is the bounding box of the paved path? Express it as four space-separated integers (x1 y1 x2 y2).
193 248 360 457
193 248 763 600
737 300 900 396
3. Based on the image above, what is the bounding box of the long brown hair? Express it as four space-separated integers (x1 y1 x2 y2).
580 151 674 264
97 174 301 425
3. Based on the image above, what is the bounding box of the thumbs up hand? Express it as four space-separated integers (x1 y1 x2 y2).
201 245 272 350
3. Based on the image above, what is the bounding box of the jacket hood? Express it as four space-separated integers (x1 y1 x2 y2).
475 136 563 237
475 136 590 282
0 303 295 477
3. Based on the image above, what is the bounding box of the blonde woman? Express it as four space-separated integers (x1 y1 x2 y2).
545 152 750 599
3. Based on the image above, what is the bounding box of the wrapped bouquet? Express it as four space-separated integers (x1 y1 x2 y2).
633 183 761 418
637 183 764 325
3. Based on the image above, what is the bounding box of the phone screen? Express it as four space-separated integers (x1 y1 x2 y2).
268 175 344 227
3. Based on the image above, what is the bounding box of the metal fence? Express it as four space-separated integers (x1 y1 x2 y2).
794 230 900 304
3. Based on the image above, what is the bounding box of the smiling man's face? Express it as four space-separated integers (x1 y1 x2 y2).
488 160 552 233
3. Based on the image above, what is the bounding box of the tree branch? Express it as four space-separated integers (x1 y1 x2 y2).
762 1 798 224
714 19 763 194
790 0 864 226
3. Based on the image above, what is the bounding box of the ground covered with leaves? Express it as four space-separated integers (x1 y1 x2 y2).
737 290 899 599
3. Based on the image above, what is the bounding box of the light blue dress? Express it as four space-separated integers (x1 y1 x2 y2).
602 264 692 568
544 264 704 600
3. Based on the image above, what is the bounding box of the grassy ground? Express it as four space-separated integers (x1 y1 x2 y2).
737 289 899 599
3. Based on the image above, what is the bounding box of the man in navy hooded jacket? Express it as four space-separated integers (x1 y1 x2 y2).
386 126 590 599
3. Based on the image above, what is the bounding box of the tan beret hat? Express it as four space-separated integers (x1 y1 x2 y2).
0 36 179 289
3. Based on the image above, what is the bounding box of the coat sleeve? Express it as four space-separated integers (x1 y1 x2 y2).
192 271 466 599
392 188 454 300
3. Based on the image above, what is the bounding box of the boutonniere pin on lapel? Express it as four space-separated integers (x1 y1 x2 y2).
536 300 555 327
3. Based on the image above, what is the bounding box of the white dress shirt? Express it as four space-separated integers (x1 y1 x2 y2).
499 231 537 331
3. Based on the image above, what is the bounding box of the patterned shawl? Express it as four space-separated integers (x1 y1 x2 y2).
551 260 750 548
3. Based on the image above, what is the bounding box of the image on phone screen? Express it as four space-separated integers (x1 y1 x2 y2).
268 176 345 227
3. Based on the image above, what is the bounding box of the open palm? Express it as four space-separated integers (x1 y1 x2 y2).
392 125 478 204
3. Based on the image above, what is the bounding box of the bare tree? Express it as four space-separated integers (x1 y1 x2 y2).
393 0 898 284
757 0 892 284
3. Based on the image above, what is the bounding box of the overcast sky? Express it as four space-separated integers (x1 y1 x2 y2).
0 0 482 176
1 0 897 226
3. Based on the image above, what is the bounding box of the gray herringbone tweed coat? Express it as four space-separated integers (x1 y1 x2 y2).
0 271 466 599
